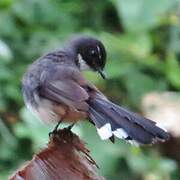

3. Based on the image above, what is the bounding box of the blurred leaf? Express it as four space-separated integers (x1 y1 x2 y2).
0 40 12 63
5 84 21 102
124 71 167 104
127 153 177 175
169 25 180 54
0 66 13 81
0 118 17 148
0 0 12 9
165 54 180 88
102 32 152 58
113 0 175 32
159 158 177 173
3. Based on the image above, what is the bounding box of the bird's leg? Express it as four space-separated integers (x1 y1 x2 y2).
66 123 75 130
49 120 62 137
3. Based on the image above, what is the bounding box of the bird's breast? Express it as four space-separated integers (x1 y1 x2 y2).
26 97 88 124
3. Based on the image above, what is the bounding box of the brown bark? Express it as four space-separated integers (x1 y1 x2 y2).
10 128 105 180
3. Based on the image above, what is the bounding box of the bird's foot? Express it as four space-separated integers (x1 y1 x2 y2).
49 122 75 137
49 121 62 137
48 129 58 137
66 123 75 131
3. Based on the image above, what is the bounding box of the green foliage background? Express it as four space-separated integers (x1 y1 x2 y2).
0 0 180 179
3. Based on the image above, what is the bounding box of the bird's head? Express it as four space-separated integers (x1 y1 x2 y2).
71 36 107 79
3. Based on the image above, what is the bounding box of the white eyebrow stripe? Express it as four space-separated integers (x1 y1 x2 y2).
97 46 101 59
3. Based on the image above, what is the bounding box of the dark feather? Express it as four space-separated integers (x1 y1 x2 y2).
89 95 170 144
39 82 89 111
48 80 89 102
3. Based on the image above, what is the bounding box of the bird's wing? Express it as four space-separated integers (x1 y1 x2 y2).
38 66 91 110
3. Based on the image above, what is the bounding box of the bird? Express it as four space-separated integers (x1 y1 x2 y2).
22 36 170 145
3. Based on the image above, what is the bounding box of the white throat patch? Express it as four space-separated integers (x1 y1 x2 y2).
78 54 91 71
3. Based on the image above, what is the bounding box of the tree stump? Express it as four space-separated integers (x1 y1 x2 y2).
10 128 105 180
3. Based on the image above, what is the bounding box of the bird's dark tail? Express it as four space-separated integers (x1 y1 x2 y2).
88 96 170 145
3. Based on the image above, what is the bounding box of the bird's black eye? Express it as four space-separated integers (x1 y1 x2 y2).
89 49 97 56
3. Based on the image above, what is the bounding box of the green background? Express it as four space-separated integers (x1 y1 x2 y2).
0 0 180 179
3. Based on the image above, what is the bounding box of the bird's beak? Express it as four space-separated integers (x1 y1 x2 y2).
98 69 106 79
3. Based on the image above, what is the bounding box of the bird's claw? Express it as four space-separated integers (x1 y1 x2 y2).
49 122 74 137
66 123 75 131
49 129 58 137
49 121 62 137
